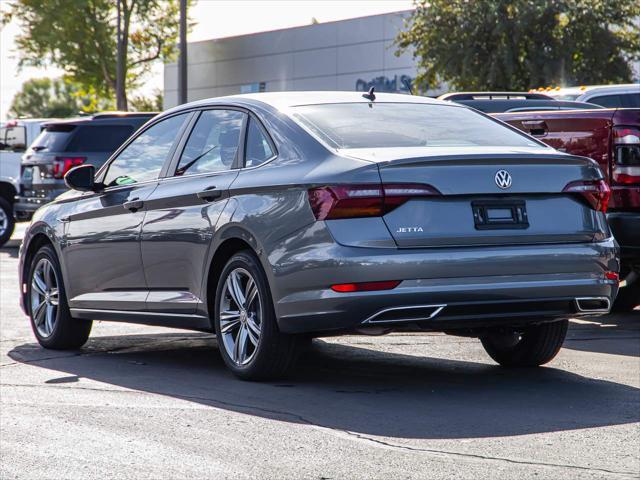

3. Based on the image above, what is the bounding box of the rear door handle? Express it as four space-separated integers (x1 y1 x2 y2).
123 198 144 212
197 186 222 201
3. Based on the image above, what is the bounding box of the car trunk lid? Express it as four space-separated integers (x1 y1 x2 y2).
343 147 608 248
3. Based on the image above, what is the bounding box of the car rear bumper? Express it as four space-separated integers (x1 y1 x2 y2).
14 188 66 220
271 238 619 335
608 211 640 266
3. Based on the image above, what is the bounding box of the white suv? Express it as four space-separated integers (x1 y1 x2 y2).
544 84 640 108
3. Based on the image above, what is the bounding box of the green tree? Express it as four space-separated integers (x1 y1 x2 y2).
9 77 114 118
3 0 190 110
396 0 640 92
129 89 163 112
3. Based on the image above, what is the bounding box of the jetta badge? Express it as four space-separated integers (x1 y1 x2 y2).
495 170 512 189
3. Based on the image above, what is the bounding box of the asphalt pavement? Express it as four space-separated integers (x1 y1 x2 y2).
1 224 639 479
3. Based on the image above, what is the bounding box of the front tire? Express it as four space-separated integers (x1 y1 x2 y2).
0 197 16 247
214 250 301 380
480 320 568 367
28 245 92 349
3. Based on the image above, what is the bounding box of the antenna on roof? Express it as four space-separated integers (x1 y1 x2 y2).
362 87 376 101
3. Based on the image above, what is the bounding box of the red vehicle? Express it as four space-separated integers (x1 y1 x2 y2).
495 108 639 311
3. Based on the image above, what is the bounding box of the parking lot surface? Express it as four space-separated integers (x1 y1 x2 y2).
1 227 639 479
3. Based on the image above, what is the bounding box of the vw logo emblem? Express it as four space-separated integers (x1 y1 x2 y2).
495 170 512 189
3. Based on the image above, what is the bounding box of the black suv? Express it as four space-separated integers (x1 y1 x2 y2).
15 112 156 220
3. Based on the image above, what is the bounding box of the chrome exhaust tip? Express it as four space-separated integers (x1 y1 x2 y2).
574 297 611 313
363 304 446 324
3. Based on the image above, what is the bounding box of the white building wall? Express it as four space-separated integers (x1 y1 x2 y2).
163 11 436 109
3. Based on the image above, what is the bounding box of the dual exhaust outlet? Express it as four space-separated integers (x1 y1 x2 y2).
362 296 611 325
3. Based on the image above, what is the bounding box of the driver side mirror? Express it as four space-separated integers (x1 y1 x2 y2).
64 164 99 192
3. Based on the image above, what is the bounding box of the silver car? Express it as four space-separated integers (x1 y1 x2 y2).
18 92 619 380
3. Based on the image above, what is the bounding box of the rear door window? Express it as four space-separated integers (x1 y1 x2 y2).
66 125 134 152
175 109 245 176
589 95 622 108
621 93 640 108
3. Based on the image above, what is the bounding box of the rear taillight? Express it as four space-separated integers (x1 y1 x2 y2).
562 179 611 213
308 183 441 220
331 280 401 292
612 127 640 185
53 156 86 179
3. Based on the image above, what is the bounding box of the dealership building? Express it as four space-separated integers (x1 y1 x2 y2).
163 10 439 108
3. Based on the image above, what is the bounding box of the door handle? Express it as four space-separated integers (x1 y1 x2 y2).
123 198 144 212
197 186 222 201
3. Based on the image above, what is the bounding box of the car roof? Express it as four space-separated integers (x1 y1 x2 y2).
41 112 156 128
439 92 553 100
545 84 639 97
164 91 447 115
1 118 57 126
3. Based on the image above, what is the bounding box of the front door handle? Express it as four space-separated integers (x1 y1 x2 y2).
197 186 222 201
123 198 144 212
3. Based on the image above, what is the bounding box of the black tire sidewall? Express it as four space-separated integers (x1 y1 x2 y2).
481 320 568 367
0 197 15 247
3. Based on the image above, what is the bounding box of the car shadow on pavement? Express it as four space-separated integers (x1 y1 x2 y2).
8 332 640 440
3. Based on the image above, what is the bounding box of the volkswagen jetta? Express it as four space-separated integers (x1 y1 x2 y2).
18 92 619 380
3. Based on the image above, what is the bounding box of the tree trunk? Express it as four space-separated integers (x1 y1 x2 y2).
116 0 130 111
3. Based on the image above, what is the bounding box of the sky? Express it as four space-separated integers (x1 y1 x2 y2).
0 0 414 120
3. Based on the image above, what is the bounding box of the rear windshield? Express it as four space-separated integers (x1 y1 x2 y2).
66 125 134 152
0 125 27 152
290 103 543 149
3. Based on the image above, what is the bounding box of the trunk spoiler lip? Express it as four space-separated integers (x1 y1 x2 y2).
343 151 601 170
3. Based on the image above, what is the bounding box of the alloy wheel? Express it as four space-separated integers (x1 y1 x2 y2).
30 258 59 337
219 267 262 365
0 207 7 238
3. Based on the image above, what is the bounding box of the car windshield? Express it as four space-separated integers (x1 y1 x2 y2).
290 103 543 149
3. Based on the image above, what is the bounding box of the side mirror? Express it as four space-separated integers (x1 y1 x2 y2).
64 164 98 192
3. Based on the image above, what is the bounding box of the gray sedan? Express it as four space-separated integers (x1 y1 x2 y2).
18 92 619 380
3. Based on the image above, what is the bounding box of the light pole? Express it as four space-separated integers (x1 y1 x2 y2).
178 0 188 104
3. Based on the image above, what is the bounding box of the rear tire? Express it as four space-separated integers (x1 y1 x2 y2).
480 320 568 367
0 197 15 248
214 250 301 380
27 245 92 349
